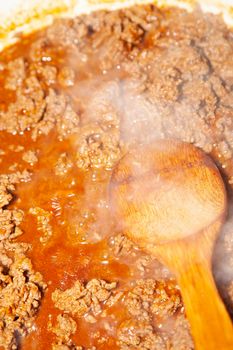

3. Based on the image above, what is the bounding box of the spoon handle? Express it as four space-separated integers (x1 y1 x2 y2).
177 260 233 350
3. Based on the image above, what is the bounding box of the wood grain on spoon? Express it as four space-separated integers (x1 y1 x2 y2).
110 139 233 350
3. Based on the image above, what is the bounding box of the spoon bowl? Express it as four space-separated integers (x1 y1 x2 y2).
110 139 233 350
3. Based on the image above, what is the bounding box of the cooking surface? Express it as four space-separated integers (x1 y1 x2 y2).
0 4 233 349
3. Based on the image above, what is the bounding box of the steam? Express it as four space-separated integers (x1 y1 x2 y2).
53 11 233 305
66 72 232 270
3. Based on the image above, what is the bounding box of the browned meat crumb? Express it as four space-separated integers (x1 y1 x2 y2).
0 171 29 241
52 346 96 350
36 64 57 85
45 18 87 49
48 312 98 350
0 5 233 181
52 279 117 317
168 314 194 350
0 169 46 349
0 75 46 134
0 71 79 141
0 3 233 348
52 346 72 350
8 145 24 152
109 234 168 278
151 285 182 318
8 163 19 172
32 88 80 141
105 290 124 308
29 207 53 243
51 277 190 349
0 242 46 349
58 67 75 87
0 170 31 188
52 347 96 350
124 279 181 321
75 123 121 170
55 153 73 176
22 150 38 166
4 58 26 90
75 347 96 350
117 320 166 350
0 208 24 240
109 233 134 256
0 184 12 208
84 314 97 323
136 256 153 273
117 279 193 350
1 240 31 253
48 314 77 348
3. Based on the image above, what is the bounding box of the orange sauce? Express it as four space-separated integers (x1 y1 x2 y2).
0 20 175 349
0 128 135 349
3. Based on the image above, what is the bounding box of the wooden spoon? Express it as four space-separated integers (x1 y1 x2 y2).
110 139 233 350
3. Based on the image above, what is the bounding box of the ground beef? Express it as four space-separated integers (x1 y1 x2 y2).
124 279 181 321
55 153 73 176
0 208 23 241
51 277 191 350
1 7 233 178
58 67 75 87
0 171 30 241
117 321 166 350
29 207 53 244
0 241 46 349
8 145 24 153
168 315 194 350
0 170 31 188
0 73 79 141
0 75 46 134
52 344 96 350
0 184 12 209
75 123 121 170
2 4 231 177
118 279 193 350
31 88 80 141
36 64 57 86
48 314 77 349
0 3 233 349
4 58 26 91
52 279 117 317
0 168 46 349
108 233 134 256
52 346 73 350
51 346 96 350
52 345 79 350
22 150 38 166
109 234 171 279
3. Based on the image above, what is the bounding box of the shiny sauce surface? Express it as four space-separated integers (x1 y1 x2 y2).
0 30 165 350
1 4 233 349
